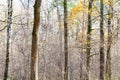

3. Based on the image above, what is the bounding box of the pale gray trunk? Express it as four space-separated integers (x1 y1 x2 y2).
55 0 63 80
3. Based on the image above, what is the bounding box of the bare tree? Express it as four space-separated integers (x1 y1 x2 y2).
106 0 113 80
86 0 93 80
64 0 68 80
30 0 41 80
55 0 63 80
100 0 105 80
4 0 13 80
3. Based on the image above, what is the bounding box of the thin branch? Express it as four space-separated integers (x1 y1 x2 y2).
0 25 7 31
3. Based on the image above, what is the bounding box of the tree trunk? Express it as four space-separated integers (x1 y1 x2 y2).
100 0 105 80
55 0 63 80
27 0 30 29
30 0 41 80
105 0 112 80
64 0 68 80
86 0 93 80
4 0 13 80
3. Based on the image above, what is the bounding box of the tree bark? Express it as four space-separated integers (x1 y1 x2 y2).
100 0 105 80
55 0 63 80
4 0 13 80
64 0 68 80
86 0 93 80
105 0 112 80
30 0 41 80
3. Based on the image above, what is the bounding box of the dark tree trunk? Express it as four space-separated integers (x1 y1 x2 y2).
30 0 41 80
4 0 13 80
64 0 68 80
86 0 93 80
100 0 105 80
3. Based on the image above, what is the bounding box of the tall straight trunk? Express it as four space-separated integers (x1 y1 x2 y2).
105 0 112 80
27 0 30 79
64 0 68 80
100 0 105 80
4 0 13 80
55 0 63 80
86 0 93 80
30 0 41 80
79 0 86 79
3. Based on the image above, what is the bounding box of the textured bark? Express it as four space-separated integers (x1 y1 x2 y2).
64 0 68 80
30 0 41 80
86 0 93 80
4 0 13 80
100 0 105 80
105 0 112 80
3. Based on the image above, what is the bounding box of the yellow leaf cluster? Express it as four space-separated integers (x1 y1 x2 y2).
104 0 116 5
68 0 87 22
104 0 111 5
